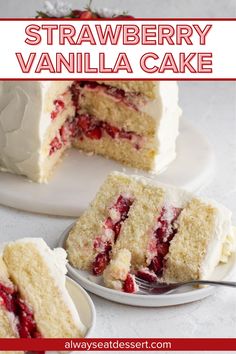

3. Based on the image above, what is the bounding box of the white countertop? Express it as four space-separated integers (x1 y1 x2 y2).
0 1 236 352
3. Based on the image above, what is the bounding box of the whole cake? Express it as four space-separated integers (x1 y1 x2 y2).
0 3 181 183
66 172 236 293
0 80 181 183
0 238 86 340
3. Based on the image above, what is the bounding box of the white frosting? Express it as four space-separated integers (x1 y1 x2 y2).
200 204 235 279
8 237 86 335
141 81 181 173
96 8 125 18
0 81 71 182
44 0 71 17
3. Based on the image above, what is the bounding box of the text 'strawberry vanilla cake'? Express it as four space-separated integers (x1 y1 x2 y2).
0 238 86 341
66 172 236 293
0 80 181 182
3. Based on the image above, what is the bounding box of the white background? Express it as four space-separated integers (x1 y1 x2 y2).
0 1 236 354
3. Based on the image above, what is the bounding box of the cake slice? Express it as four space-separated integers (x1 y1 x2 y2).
66 172 236 293
1 238 86 339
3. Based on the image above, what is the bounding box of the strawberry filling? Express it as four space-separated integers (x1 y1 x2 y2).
48 81 145 157
147 207 182 277
136 268 158 283
92 195 134 275
123 273 137 293
0 282 42 339
50 99 65 120
49 122 71 156
72 114 143 149
49 113 143 156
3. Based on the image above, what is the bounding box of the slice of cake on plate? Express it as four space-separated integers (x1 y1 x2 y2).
0 79 181 182
0 238 86 340
66 172 236 293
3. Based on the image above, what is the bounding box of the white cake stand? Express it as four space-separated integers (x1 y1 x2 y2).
0 119 214 217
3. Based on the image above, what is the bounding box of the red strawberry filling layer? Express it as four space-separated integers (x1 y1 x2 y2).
49 123 71 156
48 81 146 156
49 114 144 156
92 195 134 275
142 206 182 279
71 114 144 149
0 282 42 339
50 98 65 120
123 273 137 293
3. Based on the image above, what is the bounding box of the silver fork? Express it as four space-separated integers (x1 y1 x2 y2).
135 277 236 295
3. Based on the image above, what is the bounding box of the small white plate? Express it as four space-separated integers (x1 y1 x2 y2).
59 225 236 307
0 119 214 217
65 276 96 338
45 276 96 354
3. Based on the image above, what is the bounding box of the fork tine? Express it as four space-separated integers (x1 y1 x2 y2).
135 276 169 288
135 275 179 294
136 282 152 290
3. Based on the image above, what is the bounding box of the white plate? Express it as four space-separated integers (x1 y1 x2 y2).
0 119 214 217
45 276 96 354
59 225 236 307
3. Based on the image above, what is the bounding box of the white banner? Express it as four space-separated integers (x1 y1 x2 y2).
0 19 235 79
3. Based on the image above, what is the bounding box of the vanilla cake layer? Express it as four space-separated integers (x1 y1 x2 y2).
3 239 86 338
103 249 132 291
97 81 157 99
164 198 234 282
66 172 236 289
73 133 158 171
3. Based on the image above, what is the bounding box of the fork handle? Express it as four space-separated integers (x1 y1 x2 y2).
185 280 236 287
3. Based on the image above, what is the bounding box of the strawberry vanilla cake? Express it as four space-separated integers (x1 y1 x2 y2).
66 172 236 293
0 3 181 183
0 80 180 183
0 238 86 341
